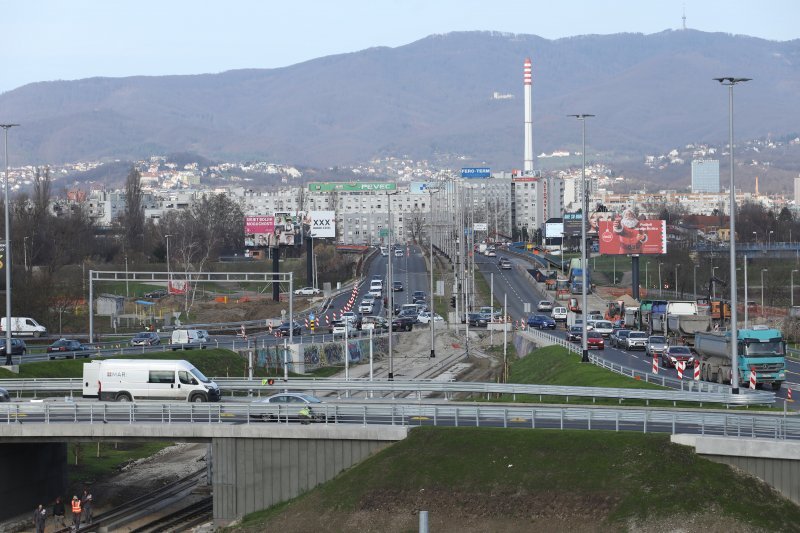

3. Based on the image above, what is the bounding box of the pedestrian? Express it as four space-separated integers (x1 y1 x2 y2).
298 405 312 424
81 488 93 525
52 496 66 529
32 504 46 533
71 495 82 531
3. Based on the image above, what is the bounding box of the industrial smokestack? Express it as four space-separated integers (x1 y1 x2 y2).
523 58 534 174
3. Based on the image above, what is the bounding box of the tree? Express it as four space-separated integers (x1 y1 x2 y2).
121 167 145 254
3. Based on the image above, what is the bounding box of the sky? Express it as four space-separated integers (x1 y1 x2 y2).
2 0 798 94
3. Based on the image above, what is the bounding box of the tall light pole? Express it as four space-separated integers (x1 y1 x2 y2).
125 254 129 298
569 114 594 363
674 264 681 298
428 188 440 357
23 235 29 272
165 234 173 292
715 76 750 394
761 268 767 317
2 124 19 367
658 263 663 297
768 230 773 250
386 190 398 379
792 269 798 308
712 266 719 299
743 255 749 329
693 264 699 299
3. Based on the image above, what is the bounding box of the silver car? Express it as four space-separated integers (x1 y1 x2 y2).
645 335 668 357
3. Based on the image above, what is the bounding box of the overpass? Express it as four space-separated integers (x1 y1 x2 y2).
0 422 408 526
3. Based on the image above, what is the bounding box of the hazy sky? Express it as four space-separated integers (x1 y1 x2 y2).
2 0 798 94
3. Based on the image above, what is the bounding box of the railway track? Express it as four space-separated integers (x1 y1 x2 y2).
53 469 207 533
130 497 213 533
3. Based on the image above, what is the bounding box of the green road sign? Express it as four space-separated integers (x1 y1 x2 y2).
379 229 389 237
308 182 397 192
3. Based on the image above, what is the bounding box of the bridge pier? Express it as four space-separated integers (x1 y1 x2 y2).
0 442 67 520
672 434 800 504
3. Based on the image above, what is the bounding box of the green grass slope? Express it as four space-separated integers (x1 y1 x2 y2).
232 427 800 532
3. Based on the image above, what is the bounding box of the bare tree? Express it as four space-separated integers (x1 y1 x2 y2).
122 167 145 254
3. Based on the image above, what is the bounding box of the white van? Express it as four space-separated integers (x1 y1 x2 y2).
369 279 383 297
83 359 220 402
0 317 47 337
171 329 208 350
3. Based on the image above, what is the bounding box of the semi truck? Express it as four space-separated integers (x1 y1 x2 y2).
693 327 786 390
649 301 712 345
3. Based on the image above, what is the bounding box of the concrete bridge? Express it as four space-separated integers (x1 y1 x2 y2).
0 424 409 525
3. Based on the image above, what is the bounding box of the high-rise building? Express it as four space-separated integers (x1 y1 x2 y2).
794 176 800 206
691 159 720 193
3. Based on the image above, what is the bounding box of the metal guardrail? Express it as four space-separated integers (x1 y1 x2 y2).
519 328 752 395
0 376 775 405
787 347 800 360
0 401 796 440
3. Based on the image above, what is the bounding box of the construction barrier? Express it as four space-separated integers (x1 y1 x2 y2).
652 356 658 374
749 366 757 390
676 361 685 379
694 360 701 381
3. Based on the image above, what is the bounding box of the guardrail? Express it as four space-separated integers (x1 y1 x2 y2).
0 376 776 406
519 328 743 395
0 401 795 440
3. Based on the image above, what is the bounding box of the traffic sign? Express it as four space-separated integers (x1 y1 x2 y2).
308 182 397 192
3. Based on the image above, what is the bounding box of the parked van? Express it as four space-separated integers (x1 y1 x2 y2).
0 317 47 337
82 359 220 402
170 329 208 350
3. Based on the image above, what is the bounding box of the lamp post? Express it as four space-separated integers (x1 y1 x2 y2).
428 187 439 358
658 263 663 297
23 236 29 272
569 113 594 363
674 264 680 298
792 269 799 308
712 266 719 299
125 254 129 298
743 255 749 329
165 234 173 293
693 264 699 299
760 268 767 317
386 190 398 380
1 123 19 367
768 230 773 250
715 76 750 394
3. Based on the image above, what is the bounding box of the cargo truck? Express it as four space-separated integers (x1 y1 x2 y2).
693 327 786 390
649 301 712 345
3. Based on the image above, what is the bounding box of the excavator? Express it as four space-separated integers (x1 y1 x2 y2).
696 275 731 325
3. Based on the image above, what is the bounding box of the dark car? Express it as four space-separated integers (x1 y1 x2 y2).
587 331 605 350
412 290 426 301
47 339 90 359
610 329 631 349
662 345 694 368
278 321 303 337
144 288 168 299
0 387 9 402
391 316 415 332
392 281 404 292
527 314 556 329
467 313 489 327
129 331 161 347
0 338 27 355
567 325 583 342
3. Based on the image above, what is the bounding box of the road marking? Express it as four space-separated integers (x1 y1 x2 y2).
509 417 528 423
410 416 430 421
220 412 235 417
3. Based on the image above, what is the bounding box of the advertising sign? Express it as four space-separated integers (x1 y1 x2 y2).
473 223 488 231
545 222 564 239
308 211 336 238
409 181 431 194
563 212 583 236
244 216 275 247
274 213 300 246
461 167 491 178
597 210 667 255
308 182 397 192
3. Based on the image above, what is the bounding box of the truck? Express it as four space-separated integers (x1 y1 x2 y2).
0 317 47 337
693 327 786 390
567 260 591 295
82 359 221 402
650 301 712 345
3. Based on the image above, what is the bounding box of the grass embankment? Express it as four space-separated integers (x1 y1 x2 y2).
67 441 173 486
231 427 800 532
0 349 334 380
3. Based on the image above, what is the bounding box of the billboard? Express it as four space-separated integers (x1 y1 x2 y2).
545 222 564 239
409 181 431 194
473 223 488 231
274 213 301 246
308 211 336 238
244 216 275 247
563 212 583 236
308 182 397 192
597 210 667 255
461 167 491 178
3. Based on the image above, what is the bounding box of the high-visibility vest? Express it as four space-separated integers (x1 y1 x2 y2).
72 499 81 513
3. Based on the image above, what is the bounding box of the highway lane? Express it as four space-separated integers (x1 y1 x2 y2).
474 252 547 321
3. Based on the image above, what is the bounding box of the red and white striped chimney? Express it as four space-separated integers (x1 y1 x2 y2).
523 58 534 174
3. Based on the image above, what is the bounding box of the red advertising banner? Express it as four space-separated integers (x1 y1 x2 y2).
245 216 275 234
597 211 666 255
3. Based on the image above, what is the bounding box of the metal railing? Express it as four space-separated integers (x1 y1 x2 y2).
0 376 775 405
0 401 796 440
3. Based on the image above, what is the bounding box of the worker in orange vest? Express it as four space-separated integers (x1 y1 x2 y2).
71 495 82 531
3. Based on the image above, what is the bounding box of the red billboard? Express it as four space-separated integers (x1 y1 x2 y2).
245 216 275 235
597 210 666 255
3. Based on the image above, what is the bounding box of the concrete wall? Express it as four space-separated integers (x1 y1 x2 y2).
672 434 800 505
0 443 67 520
212 434 398 525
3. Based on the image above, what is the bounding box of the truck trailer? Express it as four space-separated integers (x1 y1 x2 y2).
693 328 785 390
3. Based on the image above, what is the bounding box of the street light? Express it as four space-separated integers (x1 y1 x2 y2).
569 113 594 363
693 264 699 299
760 268 767 317
768 230 773 250
715 76 750 394
23 235 29 272
712 266 719 299
792 269 799 308
427 187 440 358
1 123 19 367
165 234 173 293
658 262 663 297
674 264 680 298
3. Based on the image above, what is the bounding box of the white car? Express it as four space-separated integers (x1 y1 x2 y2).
358 300 374 314
537 300 553 313
294 287 321 296
552 307 568 322
417 312 444 324
331 320 354 336
587 320 614 337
